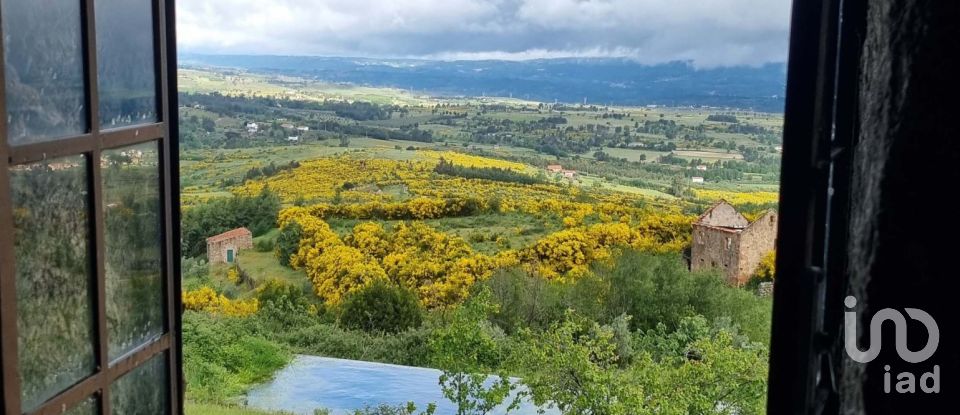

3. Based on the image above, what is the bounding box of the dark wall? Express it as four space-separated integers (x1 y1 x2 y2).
843 0 960 412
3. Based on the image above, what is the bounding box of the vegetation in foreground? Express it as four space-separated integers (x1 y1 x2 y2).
183 250 771 414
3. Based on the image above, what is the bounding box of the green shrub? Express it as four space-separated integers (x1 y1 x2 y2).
339 280 423 334
254 237 275 252
278 323 432 367
484 250 772 343
181 312 291 403
596 250 773 343
274 222 303 268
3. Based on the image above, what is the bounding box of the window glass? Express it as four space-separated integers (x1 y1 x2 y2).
96 0 157 128
1 0 87 144
11 156 95 411
110 353 168 415
66 396 99 415
103 141 163 360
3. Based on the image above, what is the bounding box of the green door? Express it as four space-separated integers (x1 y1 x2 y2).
226 249 235 263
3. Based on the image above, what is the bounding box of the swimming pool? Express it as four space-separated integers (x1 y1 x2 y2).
245 355 556 415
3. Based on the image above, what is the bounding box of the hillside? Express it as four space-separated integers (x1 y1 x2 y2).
180 54 787 112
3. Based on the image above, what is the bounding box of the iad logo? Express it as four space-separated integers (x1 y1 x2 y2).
844 296 940 393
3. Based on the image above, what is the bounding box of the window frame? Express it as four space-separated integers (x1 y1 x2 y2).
0 0 182 414
767 0 864 413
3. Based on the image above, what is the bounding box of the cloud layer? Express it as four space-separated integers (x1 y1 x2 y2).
178 0 792 67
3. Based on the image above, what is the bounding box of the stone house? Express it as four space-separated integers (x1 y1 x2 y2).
206 227 253 265
690 201 777 285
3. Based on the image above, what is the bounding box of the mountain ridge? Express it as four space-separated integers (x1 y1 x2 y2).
180 53 787 112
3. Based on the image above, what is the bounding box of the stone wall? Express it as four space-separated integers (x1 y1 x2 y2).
206 233 253 265
691 224 742 283
736 211 778 285
697 202 748 228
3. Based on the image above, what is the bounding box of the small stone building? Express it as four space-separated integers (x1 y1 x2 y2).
690 201 777 286
206 227 253 265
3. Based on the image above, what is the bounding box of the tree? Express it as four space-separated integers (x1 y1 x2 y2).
201 117 216 132
275 221 303 267
515 311 644 415
339 279 423 334
428 288 522 415
180 187 281 258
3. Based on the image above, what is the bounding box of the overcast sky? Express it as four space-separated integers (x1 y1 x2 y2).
178 0 792 68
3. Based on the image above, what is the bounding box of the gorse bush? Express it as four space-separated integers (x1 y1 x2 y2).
339 279 423 334
182 287 260 317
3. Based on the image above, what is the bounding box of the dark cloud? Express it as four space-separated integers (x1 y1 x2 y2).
178 0 792 67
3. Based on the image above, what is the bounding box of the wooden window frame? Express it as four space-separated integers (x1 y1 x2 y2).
0 0 183 414
768 0 865 413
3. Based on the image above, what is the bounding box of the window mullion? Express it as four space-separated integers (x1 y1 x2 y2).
0 2 25 413
156 0 182 411
0 146 24 415
80 0 111 413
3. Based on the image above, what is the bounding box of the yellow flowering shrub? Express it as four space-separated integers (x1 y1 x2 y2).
182 286 260 317
285 216 506 308
522 229 597 281
226 267 241 284
303 244 388 305
693 189 779 206
420 150 527 171
752 250 777 282
346 222 391 258
248 154 707 304
631 213 694 253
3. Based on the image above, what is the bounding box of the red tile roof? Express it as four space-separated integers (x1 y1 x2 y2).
206 227 252 243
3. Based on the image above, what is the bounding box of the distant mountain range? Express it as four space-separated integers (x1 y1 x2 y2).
180 54 787 113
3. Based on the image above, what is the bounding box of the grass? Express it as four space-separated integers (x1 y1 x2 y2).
597 147 667 163
186 402 295 415
179 68 429 106
673 149 744 161
238 250 308 286
325 213 559 255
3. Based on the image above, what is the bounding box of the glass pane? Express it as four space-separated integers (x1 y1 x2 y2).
110 353 168 415
103 141 164 360
66 396 99 415
1 0 87 144
11 156 95 411
96 0 157 128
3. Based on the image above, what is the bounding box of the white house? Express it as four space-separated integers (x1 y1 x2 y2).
287 136 300 142
692 176 705 184
296 126 310 132
245 122 259 134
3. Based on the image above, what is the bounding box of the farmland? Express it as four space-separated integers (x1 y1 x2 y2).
179 67 781 415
